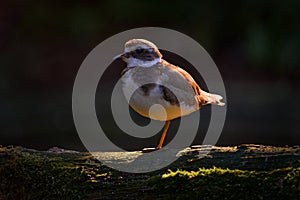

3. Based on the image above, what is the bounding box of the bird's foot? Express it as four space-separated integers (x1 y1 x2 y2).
142 147 160 153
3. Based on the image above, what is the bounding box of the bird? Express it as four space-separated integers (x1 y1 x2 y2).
114 39 225 151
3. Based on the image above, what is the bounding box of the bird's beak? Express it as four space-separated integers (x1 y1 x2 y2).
113 52 125 60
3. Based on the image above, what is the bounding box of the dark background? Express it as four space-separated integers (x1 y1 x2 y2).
1 0 299 151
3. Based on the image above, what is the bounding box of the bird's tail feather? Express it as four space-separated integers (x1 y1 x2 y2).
201 91 225 106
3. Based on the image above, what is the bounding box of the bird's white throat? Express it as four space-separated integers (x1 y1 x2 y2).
126 57 161 68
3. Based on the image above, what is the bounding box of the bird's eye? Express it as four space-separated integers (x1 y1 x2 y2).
136 48 144 53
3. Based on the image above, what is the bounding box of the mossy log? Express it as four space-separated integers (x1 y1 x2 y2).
0 144 299 199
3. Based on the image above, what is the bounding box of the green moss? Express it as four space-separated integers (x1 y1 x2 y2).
0 145 299 199
147 167 300 199
0 151 89 200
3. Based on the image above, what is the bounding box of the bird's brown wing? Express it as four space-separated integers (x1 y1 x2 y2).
158 60 207 107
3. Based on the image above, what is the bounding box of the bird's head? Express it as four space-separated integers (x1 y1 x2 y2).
114 39 162 67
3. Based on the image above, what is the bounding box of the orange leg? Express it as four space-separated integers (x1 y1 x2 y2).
157 120 171 149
